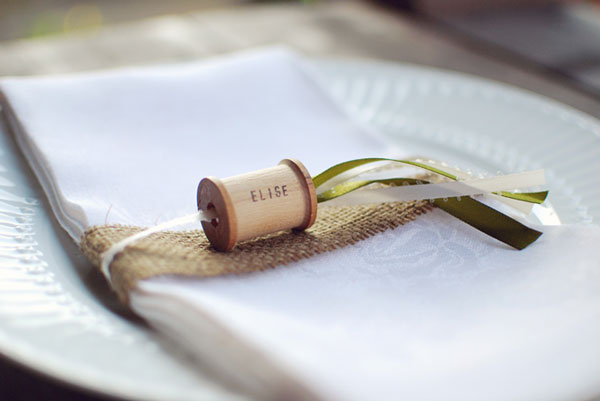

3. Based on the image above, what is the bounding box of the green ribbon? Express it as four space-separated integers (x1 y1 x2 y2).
313 158 548 250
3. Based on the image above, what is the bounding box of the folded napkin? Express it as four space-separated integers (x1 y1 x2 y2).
0 47 387 241
2 47 600 401
134 212 600 401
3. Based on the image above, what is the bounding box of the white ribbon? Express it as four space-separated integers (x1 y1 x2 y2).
320 170 546 207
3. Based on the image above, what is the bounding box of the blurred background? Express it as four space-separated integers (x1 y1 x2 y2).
0 0 235 40
1 0 599 98
0 0 600 400
1 0 599 40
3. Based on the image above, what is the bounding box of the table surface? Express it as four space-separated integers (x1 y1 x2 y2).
1 1 599 400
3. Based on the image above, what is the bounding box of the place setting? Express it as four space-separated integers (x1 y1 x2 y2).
1 6 600 400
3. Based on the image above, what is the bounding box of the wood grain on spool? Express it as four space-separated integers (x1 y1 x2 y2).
197 159 317 251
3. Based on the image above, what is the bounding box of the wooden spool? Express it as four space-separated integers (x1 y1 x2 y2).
197 159 318 251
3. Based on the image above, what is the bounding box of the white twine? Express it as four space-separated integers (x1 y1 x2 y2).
100 210 214 281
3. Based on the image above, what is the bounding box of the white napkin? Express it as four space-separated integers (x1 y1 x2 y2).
134 212 600 401
0 47 388 241
2 47 600 401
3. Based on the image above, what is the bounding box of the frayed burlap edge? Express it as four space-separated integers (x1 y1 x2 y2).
81 201 433 304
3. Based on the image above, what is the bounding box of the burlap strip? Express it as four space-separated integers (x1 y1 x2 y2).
81 202 432 304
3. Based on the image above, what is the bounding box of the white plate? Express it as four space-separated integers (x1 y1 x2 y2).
0 59 599 401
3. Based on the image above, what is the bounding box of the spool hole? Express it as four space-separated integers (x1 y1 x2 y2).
206 202 219 227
